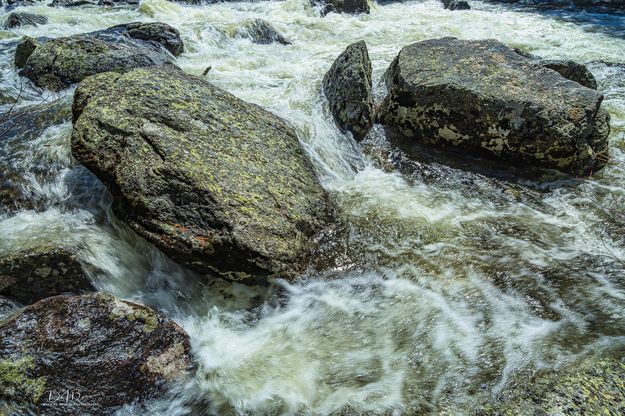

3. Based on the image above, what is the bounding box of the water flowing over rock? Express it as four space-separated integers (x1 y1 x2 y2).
442 0 470 10
0 246 94 305
4 12 47 29
322 40 374 140
16 22 183 91
0 293 192 415
378 37 610 175
234 18 291 45
312 0 370 16
71 66 334 280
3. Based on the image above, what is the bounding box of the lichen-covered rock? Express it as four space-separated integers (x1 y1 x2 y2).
14 35 41 68
378 37 610 176
481 354 625 415
71 66 334 280
0 293 192 415
312 0 370 16
442 0 470 10
4 12 48 29
234 18 291 45
540 59 598 90
0 246 95 305
121 22 184 56
20 37 174 91
322 40 374 140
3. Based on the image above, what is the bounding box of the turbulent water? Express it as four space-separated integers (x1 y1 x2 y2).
1 0 625 414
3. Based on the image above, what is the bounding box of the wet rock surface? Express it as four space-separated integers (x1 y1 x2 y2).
0 295 20 319
71 66 334 280
0 246 95 305
378 37 610 175
234 18 291 45
323 40 374 140
313 0 370 16
486 0 625 13
16 22 183 91
4 12 48 29
442 0 471 10
0 293 192 416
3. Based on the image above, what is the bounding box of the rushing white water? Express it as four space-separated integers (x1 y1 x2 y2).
1 0 625 414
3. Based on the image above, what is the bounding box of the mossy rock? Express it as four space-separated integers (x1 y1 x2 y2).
378 37 611 176
0 293 191 415
71 66 334 280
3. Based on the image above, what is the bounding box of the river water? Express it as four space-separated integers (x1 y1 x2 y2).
1 0 624 414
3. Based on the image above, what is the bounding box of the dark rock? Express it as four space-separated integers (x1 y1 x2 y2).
322 40 374 140
0 293 192 415
49 0 139 6
123 22 184 56
20 37 174 91
234 18 291 45
0 246 95 305
0 96 71 142
71 66 334 280
378 37 610 176
485 0 625 13
539 59 598 90
442 0 470 10
313 0 370 16
4 12 48 29
14 35 41 69
0 0 38 9
0 295 21 319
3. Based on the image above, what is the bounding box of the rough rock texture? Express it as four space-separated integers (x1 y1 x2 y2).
442 0 470 10
16 22 183 91
481 355 625 415
0 295 21 319
378 37 611 175
234 18 291 45
0 246 95 305
540 59 598 90
313 0 370 16
4 12 48 29
71 66 334 280
322 40 374 140
0 293 192 416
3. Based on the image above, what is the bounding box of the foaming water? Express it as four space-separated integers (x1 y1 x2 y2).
1 0 625 414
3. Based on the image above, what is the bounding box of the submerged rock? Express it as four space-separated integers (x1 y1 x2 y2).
0 246 95 305
539 59 598 90
234 18 291 45
71 66 334 280
0 293 191 415
322 40 374 140
16 22 183 91
378 37 610 176
312 0 370 16
4 12 48 29
442 0 470 10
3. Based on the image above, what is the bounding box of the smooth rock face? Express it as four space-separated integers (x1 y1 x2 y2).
71 66 333 280
313 0 370 16
14 35 40 68
442 0 470 10
379 37 610 175
540 59 598 90
0 246 95 305
234 18 291 45
322 40 374 140
4 12 48 29
0 293 191 416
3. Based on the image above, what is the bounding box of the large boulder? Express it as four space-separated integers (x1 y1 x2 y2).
0 246 95 305
0 293 192 415
312 0 370 16
233 18 291 45
71 66 334 280
378 37 610 176
322 40 374 140
4 12 48 29
16 22 183 91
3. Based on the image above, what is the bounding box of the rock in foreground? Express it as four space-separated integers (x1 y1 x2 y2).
0 246 94 305
0 293 191 415
323 40 374 140
379 37 610 175
72 66 333 280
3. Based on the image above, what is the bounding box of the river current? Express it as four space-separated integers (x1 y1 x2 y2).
1 0 624 414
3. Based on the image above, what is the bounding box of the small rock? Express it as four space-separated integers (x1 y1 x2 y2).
442 0 470 10
0 293 192 415
322 40 374 140
539 59 598 90
0 246 95 305
4 12 48 29
234 18 291 45
312 0 370 16
124 21 184 56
